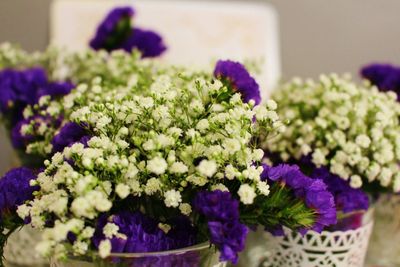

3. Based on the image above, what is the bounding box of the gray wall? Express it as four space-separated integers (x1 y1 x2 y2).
1 0 399 78
0 0 399 173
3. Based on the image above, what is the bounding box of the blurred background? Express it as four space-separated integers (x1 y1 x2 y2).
0 0 399 173
1 0 399 79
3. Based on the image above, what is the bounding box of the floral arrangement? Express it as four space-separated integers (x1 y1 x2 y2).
265 74 400 197
0 49 339 265
0 6 344 266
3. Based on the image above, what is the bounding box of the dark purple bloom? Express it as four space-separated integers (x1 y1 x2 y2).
121 28 167 58
310 167 369 214
92 211 197 254
262 164 337 233
214 60 261 105
0 68 47 123
51 122 89 152
89 7 135 51
361 63 400 100
0 68 74 127
36 81 74 101
193 190 248 263
0 167 38 223
193 190 239 222
208 221 248 264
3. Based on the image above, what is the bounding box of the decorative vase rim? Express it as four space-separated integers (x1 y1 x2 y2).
80 241 213 258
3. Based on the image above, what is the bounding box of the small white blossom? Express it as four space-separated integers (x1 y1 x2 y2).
169 162 188 174
197 160 217 177
238 184 256 205
144 178 162 195
179 203 192 215
257 181 270 196
349 175 363 189
103 223 119 238
211 183 229 192
158 223 171 234
115 184 130 199
147 157 168 175
99 239 112 258
164 190 182 208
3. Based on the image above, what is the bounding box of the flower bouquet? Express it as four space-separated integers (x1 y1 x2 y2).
259 73 400 267
360 63 400 266
0 38 341 267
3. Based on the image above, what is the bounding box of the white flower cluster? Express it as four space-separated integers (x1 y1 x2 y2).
266 74 400 191
17 50 161 157
19 65 282 258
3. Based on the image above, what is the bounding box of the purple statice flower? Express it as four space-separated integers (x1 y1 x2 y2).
192 190 239 222
361 63 400 99
0 68 47 123
262 164 337 233
0 167 38 223
214 60 261 105
208 220 248 264
89 7 135 51
121 28 167 58
36 81 74 102
51 122 89 153
92 211 197 254
0 68 74 126
193 190 248 264
310 167 369 213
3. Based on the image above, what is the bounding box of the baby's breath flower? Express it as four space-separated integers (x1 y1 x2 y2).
267 74 400 191
238 184 256 205
164 189 182 208
197 160 217 177
147 157 168 175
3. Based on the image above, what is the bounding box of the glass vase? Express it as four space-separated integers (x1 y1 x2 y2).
50 242 226 267
366 194 400 266
4 225 49 267
239 208 374 267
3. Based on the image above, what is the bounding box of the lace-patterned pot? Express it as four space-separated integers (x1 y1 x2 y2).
4 225 49 267
50 242 226 267
366 194 400 266
259 209 374 267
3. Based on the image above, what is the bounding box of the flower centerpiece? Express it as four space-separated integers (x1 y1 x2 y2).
0 54 339 267
259 73 400 267
360 63 400 266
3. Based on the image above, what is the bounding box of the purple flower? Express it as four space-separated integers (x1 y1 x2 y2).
193 190 239 222
361 63 400 99
89 7 135 51
0 68 74 127
51 122 89 153
121 28 167 58
214 60 261 105
193 190 248 264
36 81 74 101
310 167 369 213
262 164 337 233
92 211 197 254
0 68 47 123
208 221 248 264
0 168 38 222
